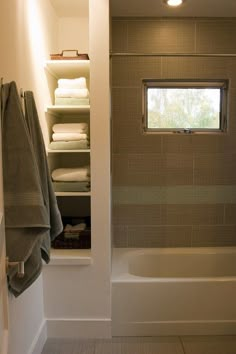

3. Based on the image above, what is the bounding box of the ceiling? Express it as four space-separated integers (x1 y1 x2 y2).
111 0 236 17
50 0 236 18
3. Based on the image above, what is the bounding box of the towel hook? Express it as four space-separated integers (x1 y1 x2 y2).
6 257 25 278
20 88 24 98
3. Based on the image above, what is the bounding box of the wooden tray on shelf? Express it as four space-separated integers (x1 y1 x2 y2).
50 50 89 60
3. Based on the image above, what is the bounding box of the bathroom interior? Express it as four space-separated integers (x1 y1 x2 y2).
1 0 236 353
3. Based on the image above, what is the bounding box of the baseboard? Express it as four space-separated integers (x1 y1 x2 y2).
46 318 111 338
112 320 236 336
28 320 47 354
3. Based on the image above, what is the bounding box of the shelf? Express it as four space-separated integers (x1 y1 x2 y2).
46 105 90 115
55 191 91 197
45 60 90 79
47 248 92 266
47 149 90 153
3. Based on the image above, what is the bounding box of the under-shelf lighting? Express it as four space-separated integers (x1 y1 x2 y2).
164 0 185 7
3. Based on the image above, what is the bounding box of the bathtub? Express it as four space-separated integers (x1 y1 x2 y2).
112 247 236 336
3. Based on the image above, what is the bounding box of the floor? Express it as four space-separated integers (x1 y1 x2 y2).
42 335 236 354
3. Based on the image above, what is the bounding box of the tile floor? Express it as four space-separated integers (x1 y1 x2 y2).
42 335 236 354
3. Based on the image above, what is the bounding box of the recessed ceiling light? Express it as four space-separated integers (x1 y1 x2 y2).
164 0 185 7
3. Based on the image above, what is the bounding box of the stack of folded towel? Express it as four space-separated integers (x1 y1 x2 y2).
51 166 90 192
49 123 89 150
63 223 86 240
55 77 89 105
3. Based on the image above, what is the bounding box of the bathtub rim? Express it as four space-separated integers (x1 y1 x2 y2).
112 246 236 282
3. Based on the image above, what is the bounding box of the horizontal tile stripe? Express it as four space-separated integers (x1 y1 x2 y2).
113 186 236 204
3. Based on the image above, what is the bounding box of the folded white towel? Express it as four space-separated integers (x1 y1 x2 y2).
52 132 88 141
55 88 89 99
64 223 86 232
52 166 90 182
58 77 87 89
52 123 88 133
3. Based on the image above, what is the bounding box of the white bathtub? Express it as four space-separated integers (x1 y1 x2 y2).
112 247 236 336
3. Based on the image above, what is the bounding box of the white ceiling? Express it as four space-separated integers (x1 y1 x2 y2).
110 0 236 17
50 0 236 18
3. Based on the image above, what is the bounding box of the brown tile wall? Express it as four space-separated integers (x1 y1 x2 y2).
111 18 236 248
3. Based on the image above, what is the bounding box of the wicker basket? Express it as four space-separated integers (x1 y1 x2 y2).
52 216 91 249
52 229 91 249
50 50 89 60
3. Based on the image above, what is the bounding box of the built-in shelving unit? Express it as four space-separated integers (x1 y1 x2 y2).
40 1 111 335
45 58 91 258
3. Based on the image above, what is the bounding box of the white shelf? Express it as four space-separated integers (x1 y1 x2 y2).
45 60 90 79
46 105 90 115
47 248 92 266
55 191 91 197
47 149 90 153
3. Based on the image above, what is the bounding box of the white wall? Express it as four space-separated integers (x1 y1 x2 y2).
8 278 46 354
0 0 58 353
58 17 89 53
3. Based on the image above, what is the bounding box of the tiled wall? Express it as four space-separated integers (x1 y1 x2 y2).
111 18 236 248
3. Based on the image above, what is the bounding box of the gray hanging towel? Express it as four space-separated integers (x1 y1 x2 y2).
2 81 48 296
24 90 63 262
1 81 62 296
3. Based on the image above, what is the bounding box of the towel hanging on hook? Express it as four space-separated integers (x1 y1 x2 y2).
1 81 62 296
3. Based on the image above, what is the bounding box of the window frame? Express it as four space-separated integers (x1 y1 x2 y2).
142 79 228 134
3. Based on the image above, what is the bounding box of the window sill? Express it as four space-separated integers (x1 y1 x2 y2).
142 130 228 135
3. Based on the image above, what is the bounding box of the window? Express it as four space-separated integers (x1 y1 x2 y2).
142 79 228 133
